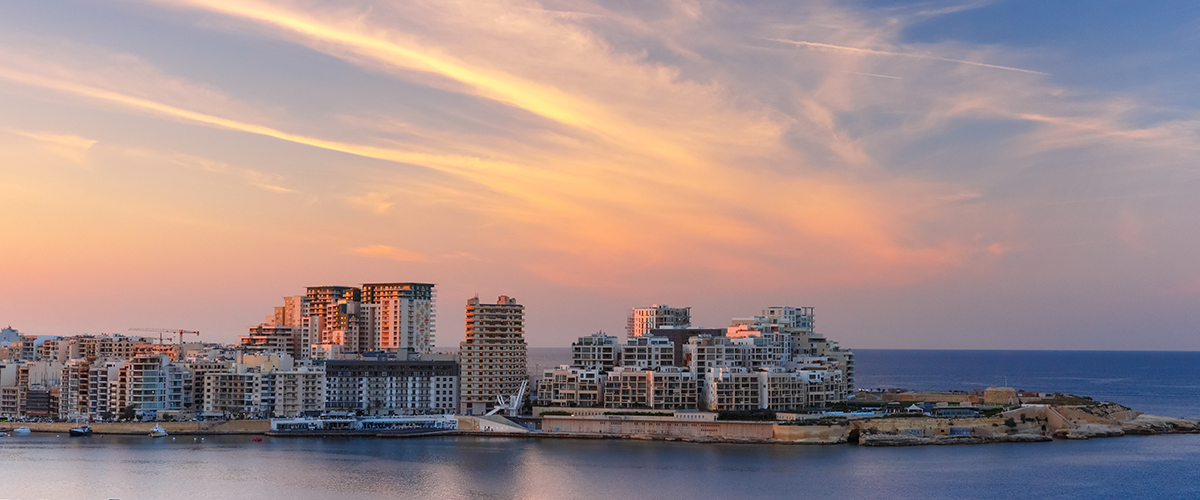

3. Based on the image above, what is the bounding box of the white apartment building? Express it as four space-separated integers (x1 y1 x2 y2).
126 355 189 418
704 367 808 412
268 365 327 417
627 305 691 338
620 336 675 370
571 332 618 371
683 335 744 382
537 366 605 407
603 367 698 410
0 362 21 418
730 306 854 400
86 360 126 418
728 334 789 370
58 358 90 420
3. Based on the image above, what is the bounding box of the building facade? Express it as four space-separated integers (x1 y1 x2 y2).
571 332 618 371
620 336 675 370
459 296 527 415
536 366 604 407
627 305 691 338
325 360 458 415
602 367 698 410
362 283 437 354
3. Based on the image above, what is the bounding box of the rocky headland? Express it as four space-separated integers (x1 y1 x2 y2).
853 401 1199 446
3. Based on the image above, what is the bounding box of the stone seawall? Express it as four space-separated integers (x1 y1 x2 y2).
9 402 1192 444
16 420 270 435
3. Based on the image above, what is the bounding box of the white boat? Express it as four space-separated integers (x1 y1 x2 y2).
149 425 168 438
12 427 31 435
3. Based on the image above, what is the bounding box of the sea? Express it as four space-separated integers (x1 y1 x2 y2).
2 349 1198 500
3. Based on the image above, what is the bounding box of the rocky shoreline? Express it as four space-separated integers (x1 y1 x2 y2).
841 401 1200 446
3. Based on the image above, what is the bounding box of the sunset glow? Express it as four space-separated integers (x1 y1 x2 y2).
2 1 1198 349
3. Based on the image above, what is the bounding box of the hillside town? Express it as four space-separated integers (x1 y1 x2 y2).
0 283 855 422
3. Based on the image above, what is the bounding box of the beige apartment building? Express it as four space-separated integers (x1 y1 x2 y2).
603 367 698 410
204 369 263 416
704 367 807 412
537 367 604 407
269 365 327 417
459 295 527 415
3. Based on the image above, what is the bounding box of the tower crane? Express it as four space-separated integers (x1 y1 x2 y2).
129 328 200 345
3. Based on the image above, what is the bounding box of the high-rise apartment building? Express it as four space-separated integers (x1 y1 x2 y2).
362 283 437 354
459 295 527 415
257 283 436 356
627 305 691 337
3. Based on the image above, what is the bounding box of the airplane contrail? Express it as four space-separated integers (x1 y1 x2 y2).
770 38 1048 76
845 71 903 80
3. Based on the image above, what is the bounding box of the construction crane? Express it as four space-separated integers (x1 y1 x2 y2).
129 328 200 345
486 380 527 417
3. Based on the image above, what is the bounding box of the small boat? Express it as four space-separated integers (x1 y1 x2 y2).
149 425 168 438
12 427 31 435
69 426 93 437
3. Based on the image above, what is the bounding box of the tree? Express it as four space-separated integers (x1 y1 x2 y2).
120 405 137 422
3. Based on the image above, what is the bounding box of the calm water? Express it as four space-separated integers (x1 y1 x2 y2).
854 350 1200 419
2 433 1199 499
4 349 1198 499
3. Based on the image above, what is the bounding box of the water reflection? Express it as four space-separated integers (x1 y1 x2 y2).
2 434 1199 499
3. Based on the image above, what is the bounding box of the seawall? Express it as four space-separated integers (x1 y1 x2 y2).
15 420 270 435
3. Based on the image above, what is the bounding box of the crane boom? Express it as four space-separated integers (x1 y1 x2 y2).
485 380 528 417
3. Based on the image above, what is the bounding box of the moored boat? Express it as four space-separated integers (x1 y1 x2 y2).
69 425 92 436
12 427 31 435
149 425 168 437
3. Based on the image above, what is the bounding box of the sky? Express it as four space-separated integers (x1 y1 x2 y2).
1 0 1199 350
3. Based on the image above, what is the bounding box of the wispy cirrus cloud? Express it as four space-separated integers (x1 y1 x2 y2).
766 38 1048 75
7 0 1200 299
1 128 97 165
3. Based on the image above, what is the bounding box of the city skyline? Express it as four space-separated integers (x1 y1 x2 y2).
3 1 1200 350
